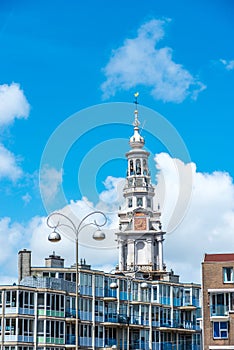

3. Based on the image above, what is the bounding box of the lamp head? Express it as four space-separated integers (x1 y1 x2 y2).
48 229 61 243
140 282 148 289
110 282 118 290
92 228 105 241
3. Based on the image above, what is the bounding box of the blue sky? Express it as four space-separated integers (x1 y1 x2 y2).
0 0 234 283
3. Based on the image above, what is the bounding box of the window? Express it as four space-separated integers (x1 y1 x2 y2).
132 282 138 302
18 319 33 337
184 289 191 305
45 320 64 340
143 159 148 175
153 287 157 301
213 321 228 339
95 300 104 318
129 160 134 175
137 197 143 207
5 291 17 307
38 293 45 309
37 320 44 336
19 291 34 309
223 267 234 283
128 198 132 208
211 293 229 317
136 159 141 175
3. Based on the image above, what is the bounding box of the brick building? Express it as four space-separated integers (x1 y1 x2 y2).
202 253 234 349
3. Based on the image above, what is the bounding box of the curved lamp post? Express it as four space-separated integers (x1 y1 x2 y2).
47 211 107 350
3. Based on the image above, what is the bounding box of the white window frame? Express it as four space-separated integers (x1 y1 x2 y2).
213 321 228 339
223 267 234 283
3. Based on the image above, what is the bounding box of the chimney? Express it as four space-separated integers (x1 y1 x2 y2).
18 249 31 283
45 251 64 268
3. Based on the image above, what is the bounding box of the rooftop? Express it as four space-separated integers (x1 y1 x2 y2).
204 253 234 262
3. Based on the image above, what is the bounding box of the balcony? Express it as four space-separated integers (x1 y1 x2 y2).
160 320 200 330
95 287 104 297
210 305 229 317
19 307 34 315
79 285 92 296
105 313 118 323
79 336 92 347
105 339 149 350
65 308 76 318
160 297 171 306
152 344 201 350
79 310 92 321
104 288 117 300
67 335 99 347
20 276 76 293
66 334 75 345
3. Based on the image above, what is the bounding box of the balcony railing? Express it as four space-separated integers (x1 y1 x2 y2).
79 285 92 296
210 305 229 317
20 276 76 293
104 288 117 298
95 287 104 297
152 344 201 350
160 297 171 305
173 297 200 308
66 334 75 345
160 320 200 330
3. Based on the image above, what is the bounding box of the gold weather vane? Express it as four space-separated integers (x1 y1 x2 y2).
134 92 139 109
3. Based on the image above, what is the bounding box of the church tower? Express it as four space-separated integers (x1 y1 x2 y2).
116 97 166 276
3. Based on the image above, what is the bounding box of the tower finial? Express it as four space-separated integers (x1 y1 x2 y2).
133 92 140 127
134 92 139 109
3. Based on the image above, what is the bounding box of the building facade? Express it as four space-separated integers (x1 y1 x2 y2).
202 253 234 350
0 105 202 350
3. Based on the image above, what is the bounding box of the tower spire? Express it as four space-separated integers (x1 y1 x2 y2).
116 97 166 276
129 92 144 149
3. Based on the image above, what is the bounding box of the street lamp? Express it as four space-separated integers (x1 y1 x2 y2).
47 211 107 350
110 277 148 350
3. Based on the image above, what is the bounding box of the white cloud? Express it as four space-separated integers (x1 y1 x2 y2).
101 19 206 103
155 153 195 233
0 83 30 127
0 217 29 284
0 82 30 183
22 192 32 204
39 165 63 203
1 156 234 286
220 59 234 71
0 143 23 181
154 153 234 283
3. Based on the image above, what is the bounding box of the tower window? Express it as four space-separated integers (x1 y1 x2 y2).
147 199 151 208
129 160 134 175
128 198 132 208
136 159 141 175
143 159 148 175
137 197 143 207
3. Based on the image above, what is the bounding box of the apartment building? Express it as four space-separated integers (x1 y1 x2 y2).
202 253 234 349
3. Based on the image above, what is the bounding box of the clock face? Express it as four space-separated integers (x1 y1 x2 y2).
134 217 147 231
